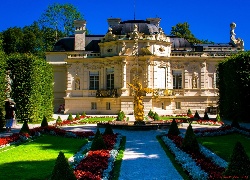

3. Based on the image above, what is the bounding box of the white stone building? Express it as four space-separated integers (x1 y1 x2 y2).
46 18 244 115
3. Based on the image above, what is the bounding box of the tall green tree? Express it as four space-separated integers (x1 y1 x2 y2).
1 22 61 57
170 22 213 44
2 27 24 54
38 3 84 37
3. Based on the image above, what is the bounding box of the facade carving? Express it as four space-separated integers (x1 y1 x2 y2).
47 18 244 115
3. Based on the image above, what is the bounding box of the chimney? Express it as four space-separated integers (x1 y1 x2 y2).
107 18 121 28
74 20 86 51
146 18 161 27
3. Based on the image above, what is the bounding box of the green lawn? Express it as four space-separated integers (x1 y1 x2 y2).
0 135 88 180
198 133 250 162
80 117 115 123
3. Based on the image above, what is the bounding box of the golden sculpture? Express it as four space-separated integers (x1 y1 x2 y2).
128 79 153 124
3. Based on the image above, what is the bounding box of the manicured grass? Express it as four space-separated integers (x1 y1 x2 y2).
157 135 190 180
0 135 88 180
111 136 126 180
80 117 115 123
159 116 188 121
198 133 250 162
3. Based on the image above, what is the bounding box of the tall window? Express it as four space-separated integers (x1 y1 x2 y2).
89 71 99 90
106 68 114 90
173 70 182 89
91 102 97 110
158 67 166 89
175 102 181 109
106 102 111 110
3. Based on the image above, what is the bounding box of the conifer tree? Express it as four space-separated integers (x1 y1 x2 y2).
41 116 48 127
168 119 180 136
181 124 200 153
224 142 250 178
51 151 76 180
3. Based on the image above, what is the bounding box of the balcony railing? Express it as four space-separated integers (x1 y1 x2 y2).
96 89 119 98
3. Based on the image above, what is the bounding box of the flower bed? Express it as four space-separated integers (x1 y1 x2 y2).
162 125 250 179
73 133 123 180
56 116 117 126
0 126 95 149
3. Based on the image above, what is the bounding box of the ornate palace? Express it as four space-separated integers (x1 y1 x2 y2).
46 18 244 115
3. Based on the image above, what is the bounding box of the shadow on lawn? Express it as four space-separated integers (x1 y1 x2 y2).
0 159 55 180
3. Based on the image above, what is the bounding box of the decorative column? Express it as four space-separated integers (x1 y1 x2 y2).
147 59 151 88
200 61 207 93
121 58 128 96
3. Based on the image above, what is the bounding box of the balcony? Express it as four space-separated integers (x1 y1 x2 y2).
96 89 119 98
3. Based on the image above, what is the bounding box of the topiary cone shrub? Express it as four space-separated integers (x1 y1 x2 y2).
75 113 80 120
216 113 221 122
56 116 62 125
67 113 73 121
203 112 210 120
181 124 200 153
41 116 48 127
51 151 76 180
153 112 160 121
81 111 86 118
194 110 201 120
103 124 114 135
148 109 154 118
91 129 107 150
168 119 180 136
187 109 192 117
231 119 240 129
224 141 250 178
20 120 30 134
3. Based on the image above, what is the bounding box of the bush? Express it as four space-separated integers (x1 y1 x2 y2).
91 130 107 150
203 112 209 120
153 112 160 121
67 113 73 121
216 114 221 121
103 124 114 135
187 109 192 117
81 111 86 117
75 113 80 120
56 116 62 124
224 141 250 178
19 120 30 134
194 111 201 119
41 116 48 127
181 124 200 153
116 111 125 121
0 108 4 130
148 109 154 117
231 119 240 129
167 119 180 136
51 151 76 180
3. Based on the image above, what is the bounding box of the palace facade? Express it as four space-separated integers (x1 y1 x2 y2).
46 18 244 115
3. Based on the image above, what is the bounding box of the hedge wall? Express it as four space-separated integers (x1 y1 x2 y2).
218 51 250 122
0 51 7 129
7 53 53 122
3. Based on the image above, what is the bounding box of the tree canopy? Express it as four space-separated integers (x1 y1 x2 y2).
38 3 84 37
170 22 213 44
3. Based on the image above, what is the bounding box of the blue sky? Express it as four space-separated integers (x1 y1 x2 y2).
0 0 249 50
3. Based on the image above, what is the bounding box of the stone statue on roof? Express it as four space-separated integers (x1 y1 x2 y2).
230 22 244 49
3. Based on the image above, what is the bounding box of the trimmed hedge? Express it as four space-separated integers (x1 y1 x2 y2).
218 51 250 122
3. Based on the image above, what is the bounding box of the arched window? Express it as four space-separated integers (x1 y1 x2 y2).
75 78 80 90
